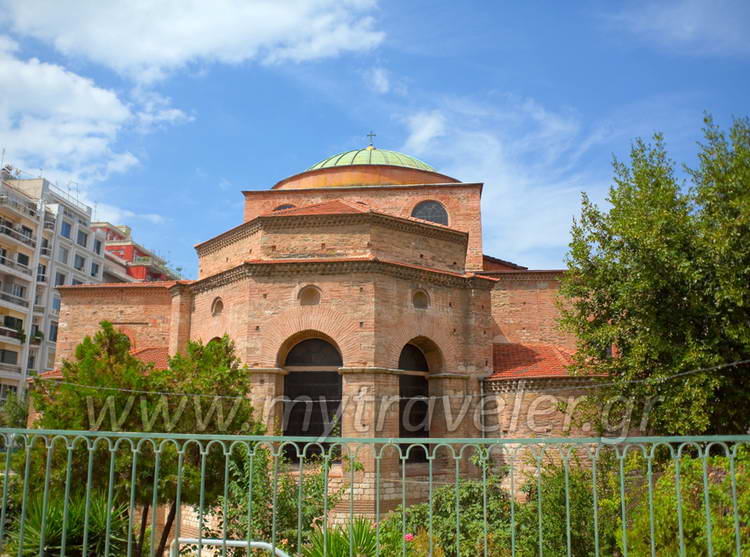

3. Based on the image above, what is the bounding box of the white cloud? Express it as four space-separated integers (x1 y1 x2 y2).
131 88 193 132
1 0 385 83
402 111 447 155
93 202 165 225
364 67 390 94
609 0 750 56
400 97 612 269
0 40 136 185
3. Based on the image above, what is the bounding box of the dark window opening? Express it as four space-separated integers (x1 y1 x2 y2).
398 344 430 462
274 204 295 211
283 338 342 460
411 200 448 226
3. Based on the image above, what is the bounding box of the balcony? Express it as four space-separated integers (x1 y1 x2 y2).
40 247 52 257
0 362 21 374
0 193 37 219
37 274 47 284
0 224 35 248
0 326 23 343
0 290 29 308
0 256 32 277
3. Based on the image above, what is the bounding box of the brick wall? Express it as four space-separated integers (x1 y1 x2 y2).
56 285 174 367
489 272 576 348
242 183 484 269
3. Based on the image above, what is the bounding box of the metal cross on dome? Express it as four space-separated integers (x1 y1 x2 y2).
366 131 376 146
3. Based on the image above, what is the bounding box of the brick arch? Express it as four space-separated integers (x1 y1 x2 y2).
380 321 458 372
399 195 459 227
260 306 364 367
276 330 341 367
116 326 137 350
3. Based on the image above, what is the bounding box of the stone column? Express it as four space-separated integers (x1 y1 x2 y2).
248 367 286 434
168 283 192 356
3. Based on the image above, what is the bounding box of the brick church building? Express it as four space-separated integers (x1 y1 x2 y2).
54 145 588 509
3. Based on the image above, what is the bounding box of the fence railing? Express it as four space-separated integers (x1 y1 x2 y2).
0 429 747 557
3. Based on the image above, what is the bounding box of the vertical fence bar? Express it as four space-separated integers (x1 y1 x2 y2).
16 436 32 557
563 450 572 557
60 441 74 557
646 452 656 557
591 447 600 557
428 450 434 557
322 450 330 557
37 438 54 557
509 449 517 557
173 446 186 554
148 447 162 557
374 449 382 557
729 448 742 557
103 442 118 557
0 432 14 551
401 450 407 557
125 444 139 557
245 443 255 553
81 441 95 557
700 446 714 557
197 448 207 557
675 449 686 557
221 445 230 557
618 451 629 557
271 448 280 553
481 447 489 557
535 452 544 557
454 449 461 557
296 446 304 556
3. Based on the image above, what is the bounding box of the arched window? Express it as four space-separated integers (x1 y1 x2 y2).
411 200 448 225
298 285 321 306
283 337 343 459
211 297 223 317
398 344 430 462
274 204 295 211
412 289 430 309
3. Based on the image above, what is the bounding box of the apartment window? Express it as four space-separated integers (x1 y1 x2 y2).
72 279 83 285
27 354 35 370
73 254 85 271
37 263 46 280
77 230 88 248
3 316 22 330
58 246 69 265
0 350 18 365
52 297 61 311
90 262 100 278
20 226 33 239
94 239 102 255
0 384 17 401
11 284 25 299
16 253 29 267
61 221 72 239
49 322 58 343
55 272 66 286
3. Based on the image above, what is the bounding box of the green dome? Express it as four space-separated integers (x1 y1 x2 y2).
307 148 435 172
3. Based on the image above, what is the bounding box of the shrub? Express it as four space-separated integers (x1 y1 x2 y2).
379 477 512 557
5 491 129 556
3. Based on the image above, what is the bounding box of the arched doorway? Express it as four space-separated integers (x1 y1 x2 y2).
398 343 431 462
282 338 343 454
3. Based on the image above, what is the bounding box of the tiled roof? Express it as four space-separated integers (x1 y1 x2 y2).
32 346 171 383
482 254 528 271
243 256 497 281
131 346 170 369
58 280 192 289
488 343 575 380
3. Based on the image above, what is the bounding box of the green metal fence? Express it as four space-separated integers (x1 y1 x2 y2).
0 429 747 556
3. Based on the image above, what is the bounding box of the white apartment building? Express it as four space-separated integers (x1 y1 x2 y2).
0 168 106 398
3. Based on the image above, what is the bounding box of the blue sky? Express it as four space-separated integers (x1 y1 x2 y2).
0 0 748 276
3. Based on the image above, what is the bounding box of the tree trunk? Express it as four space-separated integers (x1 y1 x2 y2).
134 500 150 557
155 500 177 557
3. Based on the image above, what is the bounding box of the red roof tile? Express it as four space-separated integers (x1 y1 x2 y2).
58 280 192 289
131 346 170 369
488 343 575 380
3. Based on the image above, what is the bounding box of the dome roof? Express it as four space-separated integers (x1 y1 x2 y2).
308 147 435 172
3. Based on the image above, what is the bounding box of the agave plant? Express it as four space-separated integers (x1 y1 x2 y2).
5 491 129 556
303 518 377 557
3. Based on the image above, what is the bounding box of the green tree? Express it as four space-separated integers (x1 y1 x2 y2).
559 116 750 435
28 322 262 556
